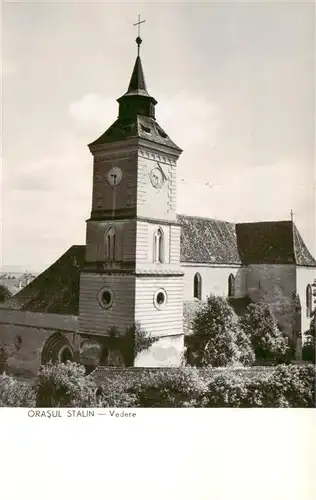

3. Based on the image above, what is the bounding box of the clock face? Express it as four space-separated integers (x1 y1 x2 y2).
107 166 123 187
150 167 164 189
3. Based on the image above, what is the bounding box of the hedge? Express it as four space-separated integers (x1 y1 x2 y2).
0 363 314 408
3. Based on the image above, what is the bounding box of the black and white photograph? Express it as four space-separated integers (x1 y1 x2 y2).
1 1 315 413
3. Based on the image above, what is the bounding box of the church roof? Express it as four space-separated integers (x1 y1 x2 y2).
235 221 316 266
178 214 241 264
5 246 85 315
89 115 181 151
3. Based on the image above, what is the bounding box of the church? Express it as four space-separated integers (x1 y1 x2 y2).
1 35 315 377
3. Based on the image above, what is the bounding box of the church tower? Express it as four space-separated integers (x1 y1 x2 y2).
78 33 184 366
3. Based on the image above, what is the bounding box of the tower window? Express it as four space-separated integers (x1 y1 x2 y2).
193 273 202 300
306 284 313 318
228 274 236 298
153 228 164 263
106 227 116 261
98 287 115 310
153 288 167 310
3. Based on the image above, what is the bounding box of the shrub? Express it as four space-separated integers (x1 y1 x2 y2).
0 374 35 407
36 361 98 407
95 384 137 408
118 323 159 366
186 295 255 367
204 364 315 408
129 367 208 407
240 302 289 363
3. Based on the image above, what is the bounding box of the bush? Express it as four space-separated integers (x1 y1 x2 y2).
204 364 315 408
0 374 35 407
240 302 289 363
95 384 137 408
129 367 208 407
117 323 159 366
36 361 98 407
186 295 255 367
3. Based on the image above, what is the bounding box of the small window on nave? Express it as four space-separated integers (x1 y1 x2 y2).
228 274 236 298
306 284 313 318
153 228 164 263
193 273 202 300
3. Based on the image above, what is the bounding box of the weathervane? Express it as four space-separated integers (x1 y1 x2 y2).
133 15 145 56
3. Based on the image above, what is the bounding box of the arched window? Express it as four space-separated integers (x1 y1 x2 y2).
106 227 116 261
153 228 164 263
306 284 313 318
193 273 202 300
228 274 236 297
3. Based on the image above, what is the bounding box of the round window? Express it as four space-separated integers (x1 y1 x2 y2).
98 287 115 309
153 288 167 310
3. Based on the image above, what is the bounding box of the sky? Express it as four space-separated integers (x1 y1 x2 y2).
1 0 315 272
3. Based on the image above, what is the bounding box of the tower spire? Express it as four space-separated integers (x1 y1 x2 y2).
115 17 157 121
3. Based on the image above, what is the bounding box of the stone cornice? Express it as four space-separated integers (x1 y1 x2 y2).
81 269 184 277
87 214 181 226
89 137 181 161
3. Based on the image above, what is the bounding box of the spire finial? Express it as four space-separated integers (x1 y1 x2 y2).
133 15 145 56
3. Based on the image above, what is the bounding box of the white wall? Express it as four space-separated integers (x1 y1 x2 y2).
181 264 245 301
135 334 184 367
296 266 316 336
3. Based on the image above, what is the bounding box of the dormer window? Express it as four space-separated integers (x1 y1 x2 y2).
141 125 151 133
156 127 167 138
153 228 164 263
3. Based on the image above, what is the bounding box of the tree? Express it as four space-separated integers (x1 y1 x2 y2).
240 302 289 363
186 295 255 367
0 285 12 303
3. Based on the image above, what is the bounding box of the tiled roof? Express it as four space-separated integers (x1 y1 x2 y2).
5 246 85 315
89 115 181 151
292 224 316 266
236 221 316 266
178 214 241 264
126 55 148 95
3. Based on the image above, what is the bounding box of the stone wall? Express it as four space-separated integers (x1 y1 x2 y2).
0 308 79 378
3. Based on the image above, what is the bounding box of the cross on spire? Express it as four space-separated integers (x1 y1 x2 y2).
133 15 145 56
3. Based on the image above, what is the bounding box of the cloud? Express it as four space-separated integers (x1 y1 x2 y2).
69 93 117 126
